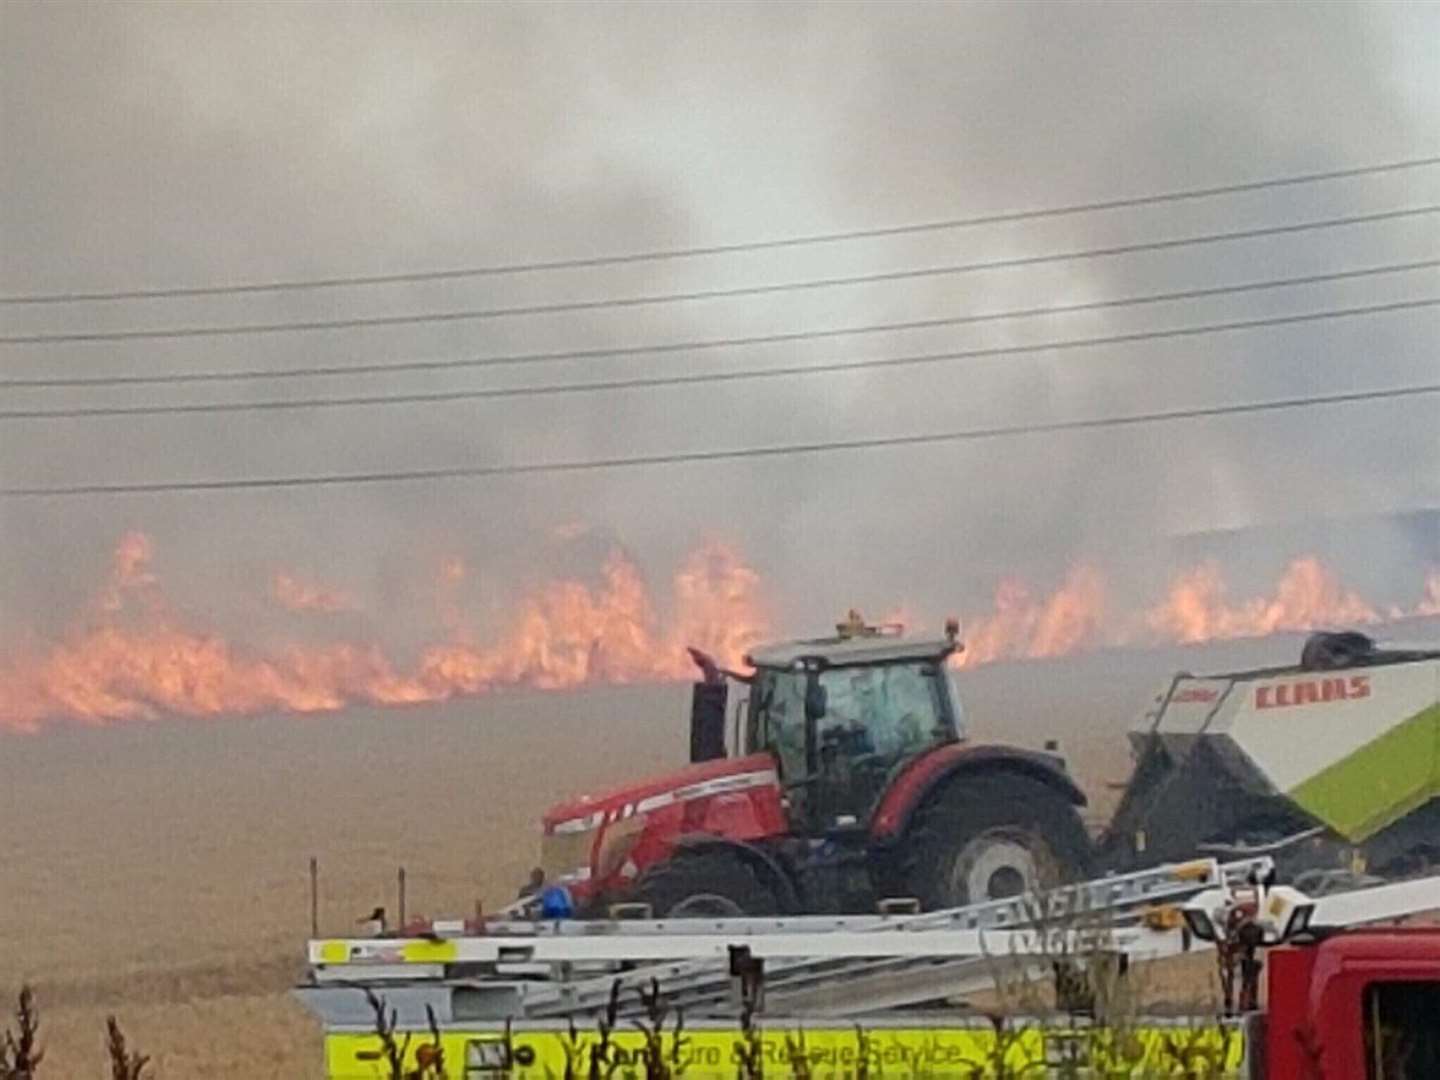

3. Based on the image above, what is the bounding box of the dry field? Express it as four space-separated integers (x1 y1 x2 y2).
0 635 1318 1076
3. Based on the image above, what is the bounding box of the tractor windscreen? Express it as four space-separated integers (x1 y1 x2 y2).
750 661 952 782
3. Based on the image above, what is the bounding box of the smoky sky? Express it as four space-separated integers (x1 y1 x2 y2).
2 0 1438 651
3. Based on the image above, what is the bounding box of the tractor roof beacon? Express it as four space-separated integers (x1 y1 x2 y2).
533 612 1092 921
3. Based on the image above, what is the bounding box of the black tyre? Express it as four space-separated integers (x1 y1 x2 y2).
635 849 781 918
902 773 1093 909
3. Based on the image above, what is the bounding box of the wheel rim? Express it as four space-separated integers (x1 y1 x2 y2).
949 830 1040 902
667 892 745 918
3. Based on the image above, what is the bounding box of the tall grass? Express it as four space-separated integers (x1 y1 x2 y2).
0 987 43 1079
2 986 151 1079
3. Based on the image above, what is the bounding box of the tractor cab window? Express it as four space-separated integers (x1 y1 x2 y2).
824 663 949 759
749 661 951 787
1365 981 1440 1079
749 668 808 780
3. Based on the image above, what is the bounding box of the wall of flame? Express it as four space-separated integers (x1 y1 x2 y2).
0 531 1436 732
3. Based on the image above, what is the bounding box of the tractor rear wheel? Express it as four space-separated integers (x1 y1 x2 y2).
635 849 781 918
902 773 1092 909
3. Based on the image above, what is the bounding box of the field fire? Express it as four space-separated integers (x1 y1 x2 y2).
8 3 1440 1075
1 531 1436 733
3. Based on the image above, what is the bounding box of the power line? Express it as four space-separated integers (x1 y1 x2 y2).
5 257 1435 389
4 380 1435 497
4 296 1437 421
4 204 1437 345
4 154 1439 306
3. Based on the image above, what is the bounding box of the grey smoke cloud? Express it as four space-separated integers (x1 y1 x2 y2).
2 0 1438 648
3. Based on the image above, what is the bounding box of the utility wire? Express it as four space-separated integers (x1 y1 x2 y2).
4 204 1437 345
4 296 1438 421
3 154 1438 305
4 380 1436 497
5 257 1435 389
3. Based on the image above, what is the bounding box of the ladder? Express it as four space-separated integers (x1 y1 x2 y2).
519 856 1280 1017
303 856 1280 1021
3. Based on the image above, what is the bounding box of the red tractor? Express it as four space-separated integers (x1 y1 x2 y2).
531 613 1092 917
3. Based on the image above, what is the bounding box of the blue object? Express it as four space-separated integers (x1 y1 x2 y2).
540 885 575 920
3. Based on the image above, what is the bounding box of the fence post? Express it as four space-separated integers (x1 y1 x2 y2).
309 856 319 938
398 866 407 928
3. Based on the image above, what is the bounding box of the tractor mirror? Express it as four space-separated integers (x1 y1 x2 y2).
689 680 728 763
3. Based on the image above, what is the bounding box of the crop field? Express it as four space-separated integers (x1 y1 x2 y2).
0 634 1330 1076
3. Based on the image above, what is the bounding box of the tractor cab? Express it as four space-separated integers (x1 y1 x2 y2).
732 612 965 835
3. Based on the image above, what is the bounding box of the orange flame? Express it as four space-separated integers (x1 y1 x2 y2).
98 530 160 614
1419 569 1440 618
1 533 1436 734
1144 556 1380 644
0 534 767 732
954 567 1107 668
951 557 1432 668
269 572 357 615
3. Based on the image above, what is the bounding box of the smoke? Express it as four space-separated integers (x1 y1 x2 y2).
2 2 1438 683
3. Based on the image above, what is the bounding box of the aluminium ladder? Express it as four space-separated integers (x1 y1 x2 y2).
302 856 1284 1023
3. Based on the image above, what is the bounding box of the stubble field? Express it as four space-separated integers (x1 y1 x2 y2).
0 635 1325 1076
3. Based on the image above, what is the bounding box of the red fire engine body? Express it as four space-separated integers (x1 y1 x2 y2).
1262 927 1440 1078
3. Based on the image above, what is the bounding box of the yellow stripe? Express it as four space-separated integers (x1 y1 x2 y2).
399 939 459 964
313 939 460 965
324 1023 1246 1078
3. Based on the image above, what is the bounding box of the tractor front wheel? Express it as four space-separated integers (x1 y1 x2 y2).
635 849 781 918
902 773 1092 909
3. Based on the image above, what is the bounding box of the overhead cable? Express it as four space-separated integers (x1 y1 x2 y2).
3 296 1436 421
4 205 1437 345
5 256 1435 388
4 380 1436 497
3 153 1438 305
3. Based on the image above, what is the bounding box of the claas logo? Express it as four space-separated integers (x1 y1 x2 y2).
1255 675 1370 710
1172 687 1219 704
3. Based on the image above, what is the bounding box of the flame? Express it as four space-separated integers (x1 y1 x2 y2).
0 535 767 732
954 567 1107 668
98 530 160 614
434 555 472 641
413 543 767 692
269 572 357 614
1419 569 1440 617
952 557 1431 668
1144 557 1379 644
1 533 1436 734
669 543 767 673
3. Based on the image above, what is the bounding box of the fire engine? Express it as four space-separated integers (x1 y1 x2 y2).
296 856 1440 1077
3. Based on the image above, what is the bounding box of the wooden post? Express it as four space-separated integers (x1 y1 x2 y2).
398 866 407 928
309 856 319 938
